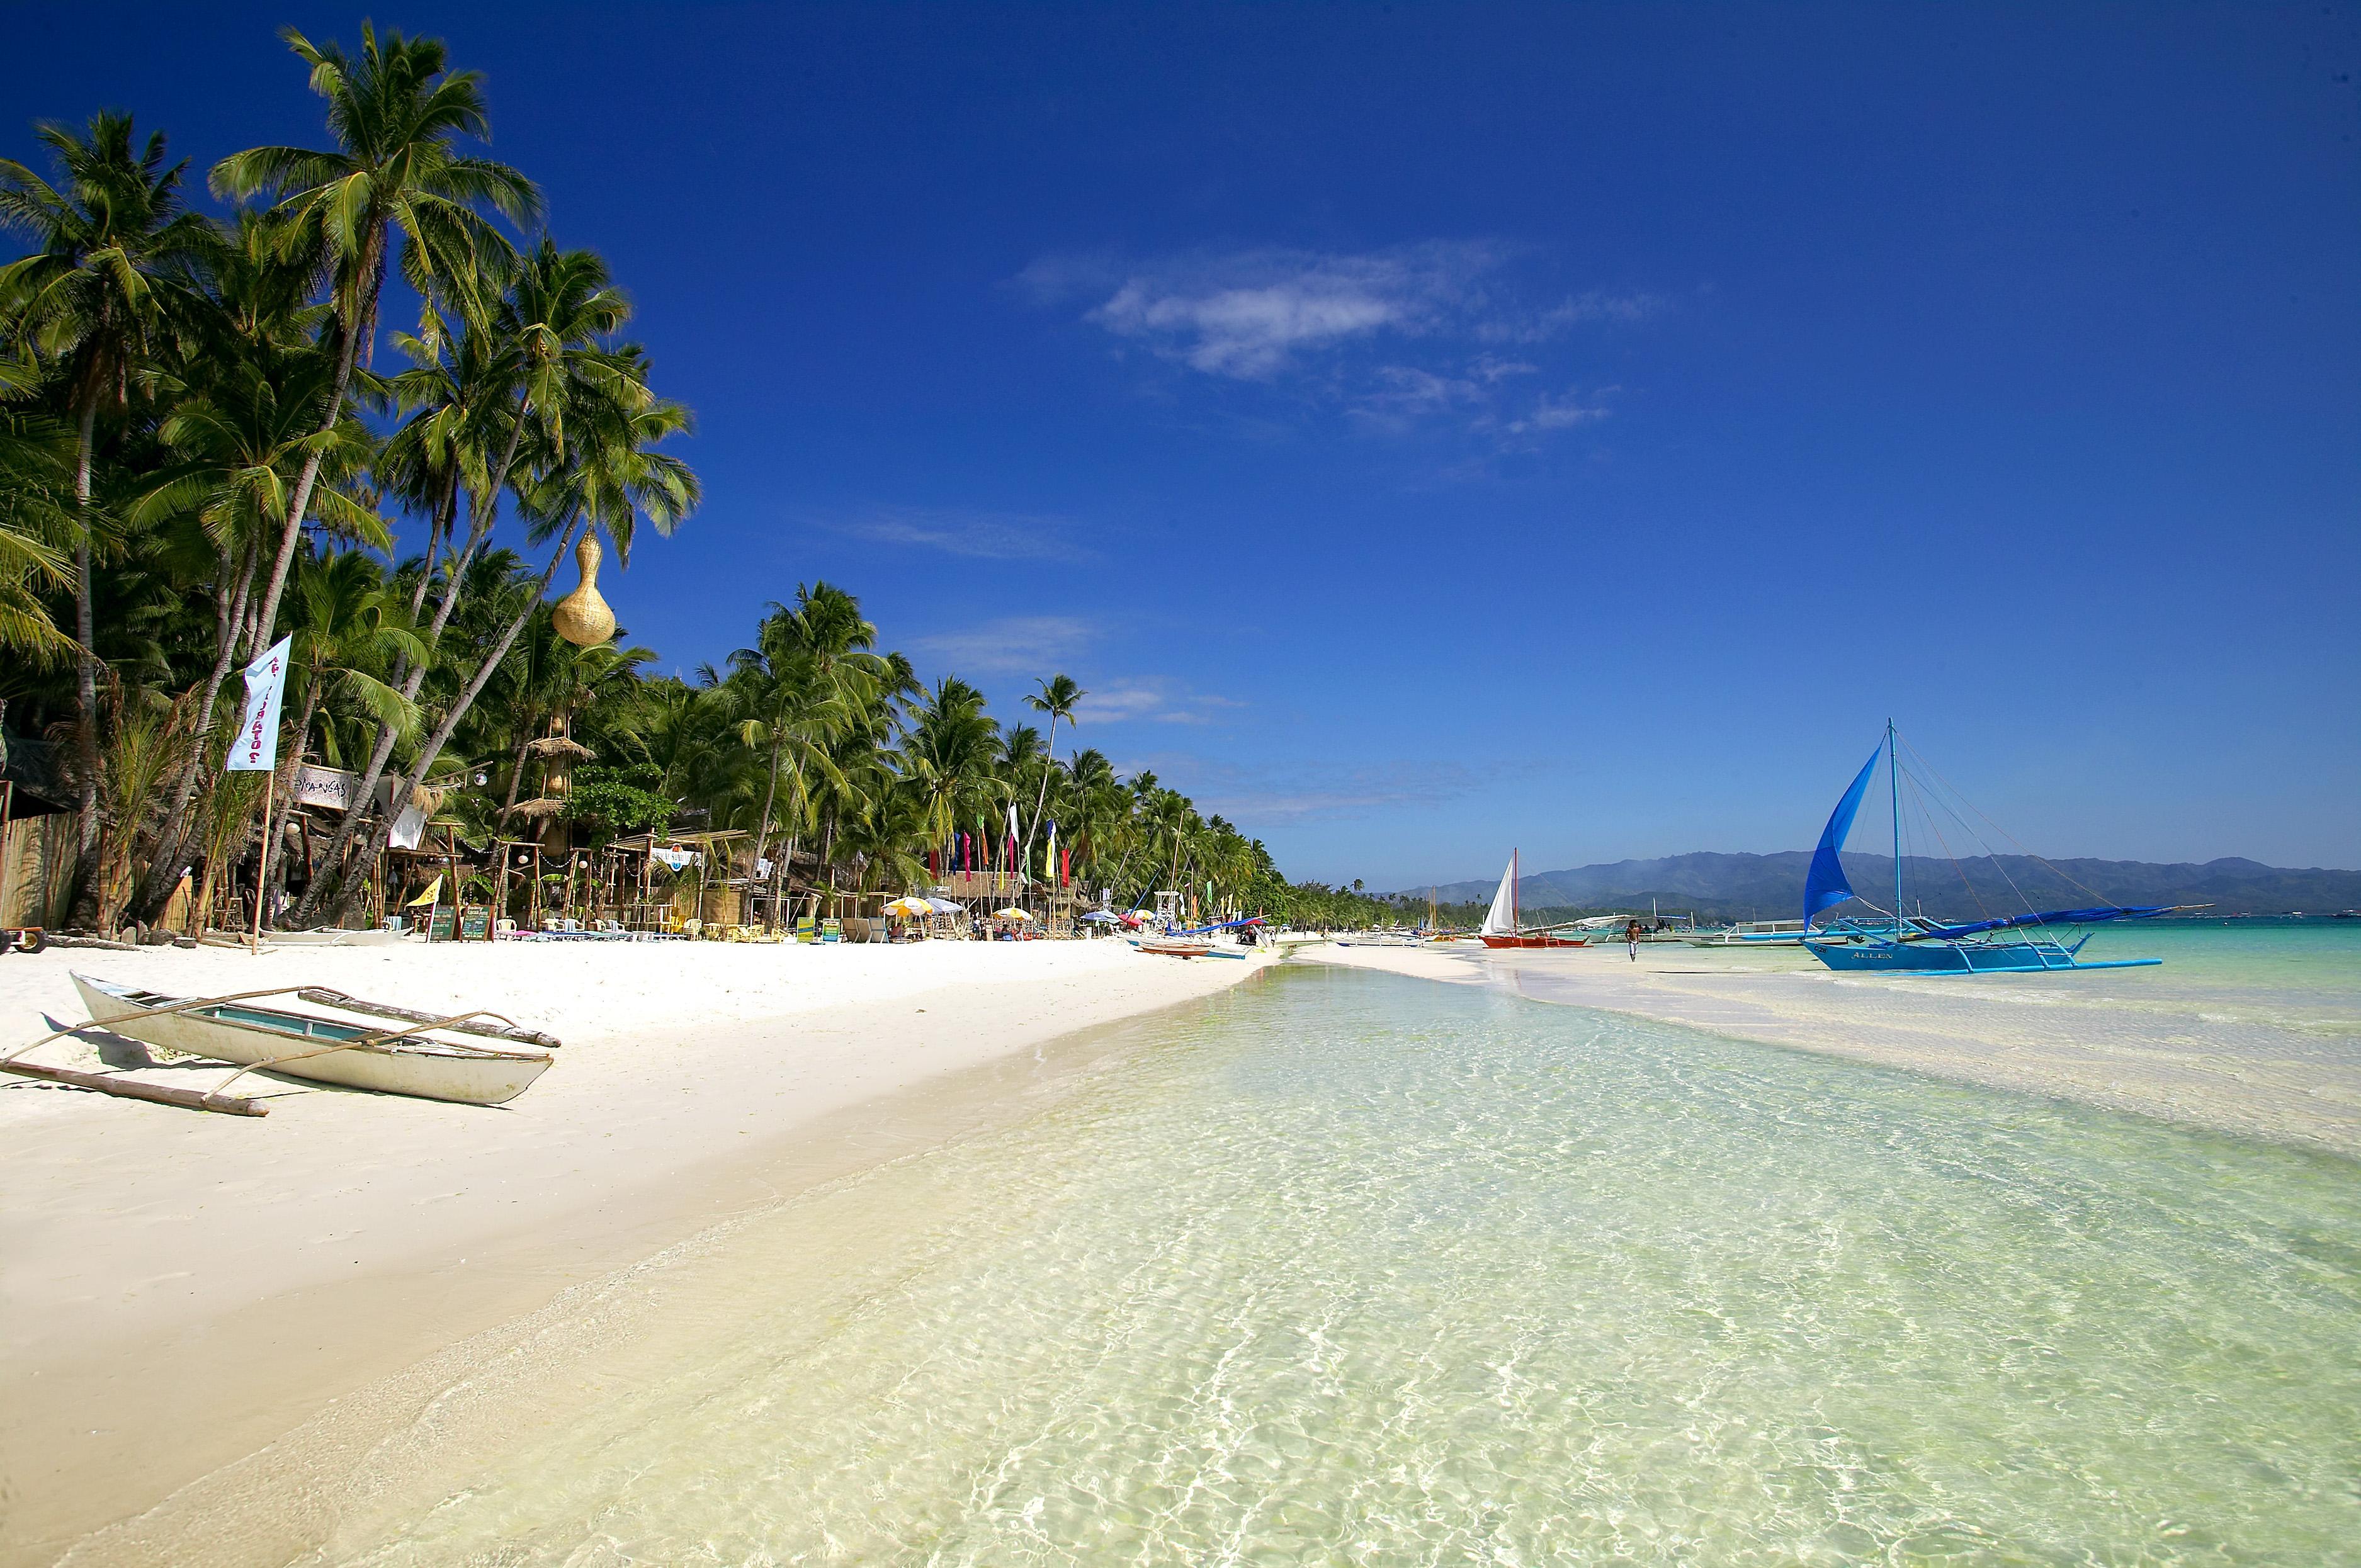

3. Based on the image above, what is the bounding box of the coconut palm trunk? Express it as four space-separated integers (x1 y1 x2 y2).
123 536 269 925
247 245 373 651
69 395 99 855
322 519 586 926
280 407 531 928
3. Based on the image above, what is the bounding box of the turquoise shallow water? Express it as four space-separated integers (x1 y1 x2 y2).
335 961 2361 1566
2079 919 2361 1035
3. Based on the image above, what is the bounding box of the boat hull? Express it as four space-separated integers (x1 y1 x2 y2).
1131 940 1213 959
1478 933 1590 949
1803 940 2159 974
269 927 406 947
72 974 550 1105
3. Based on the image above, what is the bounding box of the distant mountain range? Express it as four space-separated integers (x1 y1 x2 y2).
1407 852 2361 921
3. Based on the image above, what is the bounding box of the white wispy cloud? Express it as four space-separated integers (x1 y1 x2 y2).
909 616 1097 675
1021 241 1514 380
1476 288 1667 344
1074 678 1245 726
901 628 1244 725
1505 389 1616 436
1022 244 1660 449
817 505 1089 561
1135 755 1518 823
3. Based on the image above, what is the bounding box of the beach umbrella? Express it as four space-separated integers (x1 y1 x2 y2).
995 907 1033 920
885 896 934 917
928 896 962 914
1079 910 1121 924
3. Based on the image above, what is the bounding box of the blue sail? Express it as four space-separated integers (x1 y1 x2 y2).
1803 744 1883 926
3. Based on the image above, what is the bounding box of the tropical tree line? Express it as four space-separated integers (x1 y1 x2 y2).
0 23 1395 935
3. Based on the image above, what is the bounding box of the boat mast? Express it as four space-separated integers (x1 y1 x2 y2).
1512 849 1519 932
1888 718 1902 934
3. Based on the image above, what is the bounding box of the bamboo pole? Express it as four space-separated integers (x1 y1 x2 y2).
0 1059 266 1115
250 770 275 954
294 987 560 1049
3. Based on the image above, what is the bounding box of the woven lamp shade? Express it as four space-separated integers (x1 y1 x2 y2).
552 533 617 646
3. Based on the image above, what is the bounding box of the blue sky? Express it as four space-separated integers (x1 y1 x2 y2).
17 3 2359 884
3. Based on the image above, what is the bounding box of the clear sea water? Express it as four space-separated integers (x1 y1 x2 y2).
324 935 2361 1567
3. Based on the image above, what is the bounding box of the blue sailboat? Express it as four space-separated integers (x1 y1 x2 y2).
1801 723 2168 974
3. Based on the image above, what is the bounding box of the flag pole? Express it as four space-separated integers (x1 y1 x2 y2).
251 768 275 954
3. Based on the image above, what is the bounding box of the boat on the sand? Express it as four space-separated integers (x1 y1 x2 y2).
71 973 552 1105
268 926 407 947
1134 939 1214 959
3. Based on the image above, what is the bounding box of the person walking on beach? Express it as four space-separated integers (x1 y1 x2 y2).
1626 920 1641 961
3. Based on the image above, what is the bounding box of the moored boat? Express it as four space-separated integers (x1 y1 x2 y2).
1685 920 1811 947
71 973 553 1105
1476 852 1591 949
1798 725 2169 974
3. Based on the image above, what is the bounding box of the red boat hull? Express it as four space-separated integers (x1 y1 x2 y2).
1478 933 1590 949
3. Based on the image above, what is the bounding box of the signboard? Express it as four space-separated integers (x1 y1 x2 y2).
292 767 424 847
293 765 365 811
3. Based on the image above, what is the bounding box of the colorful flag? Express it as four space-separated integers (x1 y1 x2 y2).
226 636 292 772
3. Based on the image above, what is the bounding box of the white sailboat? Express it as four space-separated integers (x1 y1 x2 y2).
1476 851 1589 949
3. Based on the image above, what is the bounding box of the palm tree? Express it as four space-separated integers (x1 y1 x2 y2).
1019 672 1084 879
290 242 640 925
120 341 387 924
480 608 652 834
280 548 423 772
0 382 77 662
898 675 999 855
210 21 539 655
305 375 696 927
259 546 426 869
725 583 885 909
0 111 212 858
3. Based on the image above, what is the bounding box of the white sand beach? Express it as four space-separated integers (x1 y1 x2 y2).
1302 940 2361 1158
0 936 1274 1564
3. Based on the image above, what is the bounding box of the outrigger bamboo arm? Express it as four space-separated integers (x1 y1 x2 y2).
3 984 337 1069
1 984 343 1117
294 988 560 1049
0 1059 268 1116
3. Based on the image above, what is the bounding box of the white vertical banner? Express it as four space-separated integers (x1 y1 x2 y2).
227 637 293 773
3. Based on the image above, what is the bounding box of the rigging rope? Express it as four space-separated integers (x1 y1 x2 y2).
1899 764 1995 922
1896 734 2110 911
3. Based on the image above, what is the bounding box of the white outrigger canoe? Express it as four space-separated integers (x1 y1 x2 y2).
70 973 552 1106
